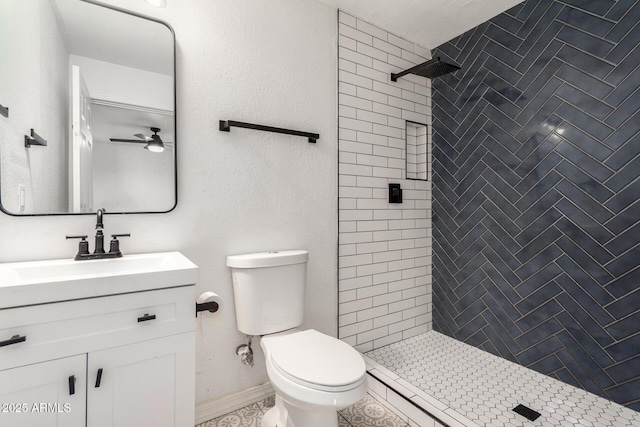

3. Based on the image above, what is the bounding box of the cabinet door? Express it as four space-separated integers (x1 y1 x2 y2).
87 332 194 427
0 354 86 427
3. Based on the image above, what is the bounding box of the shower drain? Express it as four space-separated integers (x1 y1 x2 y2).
512 404 541 421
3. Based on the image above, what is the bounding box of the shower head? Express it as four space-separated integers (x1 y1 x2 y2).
391 57 461 82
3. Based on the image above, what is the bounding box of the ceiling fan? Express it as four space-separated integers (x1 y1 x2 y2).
109 127 172 153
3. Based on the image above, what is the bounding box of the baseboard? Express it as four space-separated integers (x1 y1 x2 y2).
195 382 274 425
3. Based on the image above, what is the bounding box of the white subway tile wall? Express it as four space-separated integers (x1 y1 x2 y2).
338 10 433 352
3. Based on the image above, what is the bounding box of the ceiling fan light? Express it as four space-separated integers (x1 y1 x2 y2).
145 141 165 153
144 0 167 8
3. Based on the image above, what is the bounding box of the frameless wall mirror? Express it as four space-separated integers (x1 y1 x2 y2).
0 0 176 215
405 121 428 181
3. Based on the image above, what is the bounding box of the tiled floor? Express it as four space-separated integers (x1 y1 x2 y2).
196 393 411 427
366 331 640 427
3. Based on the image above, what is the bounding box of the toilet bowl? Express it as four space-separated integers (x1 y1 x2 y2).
260 329 367 427
227 250 367 427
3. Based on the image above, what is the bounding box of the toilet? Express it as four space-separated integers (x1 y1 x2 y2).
227 250 367 427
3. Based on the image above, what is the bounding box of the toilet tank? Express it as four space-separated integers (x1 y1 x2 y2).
226 250 308 336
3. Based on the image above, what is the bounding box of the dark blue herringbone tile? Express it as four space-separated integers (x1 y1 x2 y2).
554 257 614 306
606 311 640 341
555 64 614 99
480 262 521 307
555 347 610 399
555 293 614 347
606 177 640 214
605 1 631 21
514 96 563 143
603 110 640 151
606 378 640 408
432 0 640 409
606 90 640 128
516 38 564 91
556 25 615 58
605 288 639 320
515 335 564 366
482 217 520 255
530 353 564 375
606 16 640 63
516 205 562 247
555 82 614 120
515 153 562 196
555 121 613 161
554 160 614 203
603 199 640 235
484 57 523 87
605 244 640 278
556 140 614 182
516 2 562 55
515 116 562 161
555 199 614 244
514 262 563 298
555 312 615 368
515 245 562 281
605 43 640 86
515 226 562 264
607 2 640 42
557 274 616 328
555 236 614 285
561 0 616 17
605 222 640 256
480 325 517 362
606 333 640 363
556 103 614 141
454 237 487 273
605 156 640 195
454 144 488 183
516 71 563 117
605 354 640 384
555 179 613 222
554 217 614 265
515 280 561 314
514 188 562 228
516 316 564 351
557 5 615 38
481 168 521 204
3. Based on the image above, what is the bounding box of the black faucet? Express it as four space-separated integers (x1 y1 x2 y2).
94 208 106 254
66 209 130 260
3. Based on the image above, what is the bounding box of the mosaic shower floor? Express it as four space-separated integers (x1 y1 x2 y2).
365 331 640 427
196 393 414 427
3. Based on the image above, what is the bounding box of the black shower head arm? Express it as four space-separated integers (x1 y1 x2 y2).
391 57 461 82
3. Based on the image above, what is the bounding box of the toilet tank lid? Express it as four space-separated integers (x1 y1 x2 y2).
226 250 308 268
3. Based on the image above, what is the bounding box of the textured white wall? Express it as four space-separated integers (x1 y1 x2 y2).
0 0 337 407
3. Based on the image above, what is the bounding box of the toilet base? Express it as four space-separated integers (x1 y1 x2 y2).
261 394 339 427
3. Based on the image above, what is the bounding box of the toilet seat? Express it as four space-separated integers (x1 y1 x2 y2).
266 329 366 392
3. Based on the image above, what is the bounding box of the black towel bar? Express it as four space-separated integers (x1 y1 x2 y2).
24 129 47 148
219 120 319 143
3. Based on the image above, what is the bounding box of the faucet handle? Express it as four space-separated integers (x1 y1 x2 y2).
66 235 89 259
109 233 130 256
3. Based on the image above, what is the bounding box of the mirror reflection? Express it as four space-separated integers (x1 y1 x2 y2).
0 0 176 215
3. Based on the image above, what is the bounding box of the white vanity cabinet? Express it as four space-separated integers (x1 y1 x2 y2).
0 354 87 426
0 252 198 427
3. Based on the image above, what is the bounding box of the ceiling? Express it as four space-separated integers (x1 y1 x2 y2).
317 0 523 49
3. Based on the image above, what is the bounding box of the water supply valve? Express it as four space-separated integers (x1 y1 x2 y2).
235 336 254 367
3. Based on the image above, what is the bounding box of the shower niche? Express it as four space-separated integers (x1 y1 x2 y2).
405 121 428 181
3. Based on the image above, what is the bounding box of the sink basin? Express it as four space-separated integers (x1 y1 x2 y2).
0 252 198 309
